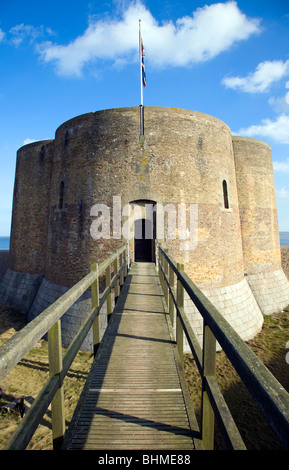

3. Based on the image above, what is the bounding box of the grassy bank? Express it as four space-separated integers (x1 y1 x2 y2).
184 306 289 450
0 305 93 450
1 246 289 450
1 304 289 450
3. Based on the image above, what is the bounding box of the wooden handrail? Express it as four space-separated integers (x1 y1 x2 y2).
0 242 129 450
157 244 289 450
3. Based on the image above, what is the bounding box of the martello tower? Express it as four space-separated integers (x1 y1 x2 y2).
1 106 289 349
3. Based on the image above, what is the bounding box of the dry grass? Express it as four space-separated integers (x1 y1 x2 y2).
184 306 289 450
183 246 289 450
1 304 289 450
0 304 93 450
1 247 289 450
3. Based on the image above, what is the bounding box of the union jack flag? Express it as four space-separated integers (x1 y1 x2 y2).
141 38 147 88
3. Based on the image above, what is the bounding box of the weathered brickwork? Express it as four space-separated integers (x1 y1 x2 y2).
1 106 288 349
9 140 54 274
44 107 245 289
233 136 289 313
233 136 281 273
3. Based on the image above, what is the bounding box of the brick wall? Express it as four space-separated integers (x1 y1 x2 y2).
233 136 281 274
9 140 54 274
4 106 288 347
43 107 245 290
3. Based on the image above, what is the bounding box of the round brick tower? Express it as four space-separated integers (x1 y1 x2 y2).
0 140 54 314
233 136 289 314
44 107 246 290
1 106 287 349
9 140 54 274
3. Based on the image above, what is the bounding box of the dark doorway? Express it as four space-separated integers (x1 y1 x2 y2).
134 218 155 262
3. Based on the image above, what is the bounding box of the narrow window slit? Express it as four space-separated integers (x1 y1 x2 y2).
223 180 229 209
59 181 64 209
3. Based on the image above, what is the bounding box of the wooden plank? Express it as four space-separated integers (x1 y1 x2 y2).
63 262 201 451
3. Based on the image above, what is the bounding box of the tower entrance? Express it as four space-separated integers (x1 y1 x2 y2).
128 200 156 263
134 218 155 262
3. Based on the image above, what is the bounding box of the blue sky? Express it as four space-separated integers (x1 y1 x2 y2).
0 0 289 236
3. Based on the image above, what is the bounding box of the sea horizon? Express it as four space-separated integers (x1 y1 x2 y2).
280 231 289 246
1 232 289 250
0 236 10 250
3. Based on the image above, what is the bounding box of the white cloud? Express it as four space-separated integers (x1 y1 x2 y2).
276 186 289 201
23 138 37 145
273 158 289 174
268 95 289 113
268 80 289 112
9 23 54 47
235 114 289 144
38 0 261 77
286 81 289 104
223 60 289 92
0 28 5 42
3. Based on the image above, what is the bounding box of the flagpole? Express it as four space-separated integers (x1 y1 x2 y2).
139 19 143 108
139 19 144 135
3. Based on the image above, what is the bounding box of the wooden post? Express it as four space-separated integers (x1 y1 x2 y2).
127 240 130 272
155 240 158 271
119 251 124 287
201 322 216 450
48 320 65 450
176 263 184 365
158 250 162 286
124 246 128 278
159 251 165 294
91 263 100 356
163 249 169 308
169 265 175 327
106 264 112 322
114 253 119 300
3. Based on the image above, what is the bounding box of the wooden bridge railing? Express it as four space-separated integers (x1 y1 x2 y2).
157 244 289 450
0 243 129 451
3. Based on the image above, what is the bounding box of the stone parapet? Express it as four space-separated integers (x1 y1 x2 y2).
247 269 289 315
0 269 43 315
182 277 264 352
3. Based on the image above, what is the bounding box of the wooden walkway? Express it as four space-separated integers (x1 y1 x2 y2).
63 262 201 450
